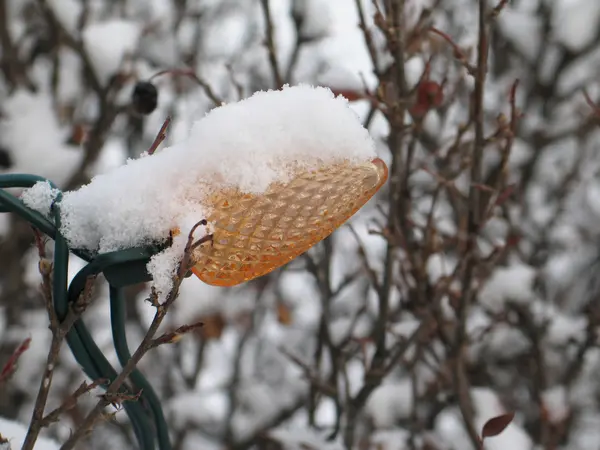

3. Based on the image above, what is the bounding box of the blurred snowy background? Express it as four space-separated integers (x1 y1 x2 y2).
2 0 600 449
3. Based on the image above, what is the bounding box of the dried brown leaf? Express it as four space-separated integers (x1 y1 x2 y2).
481 412 515 439
277 302 293 326
197 314 226 340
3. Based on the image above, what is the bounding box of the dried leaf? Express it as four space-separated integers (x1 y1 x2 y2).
67 124 89 146
328 88 365 102
481 412 515 439
198 314 226 340
505 233 521 248
277 302 292 325
409 80 444 119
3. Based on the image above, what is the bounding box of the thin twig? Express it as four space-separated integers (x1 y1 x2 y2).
354 0 380 77
22 230 97 450
147 116 171 155
342 1 410 446
453 0 490 447
259 0 284 88
150 69 223 106
41 378 108 427
59 221 211 450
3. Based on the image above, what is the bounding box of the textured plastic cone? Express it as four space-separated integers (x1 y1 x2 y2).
191 158 388 287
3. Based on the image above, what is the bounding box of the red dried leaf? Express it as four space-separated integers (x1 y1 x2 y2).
329 88 365 102
277 302 293 325
68 124 89 146
409 80 444 119
0 337 32 383
505 233 521 248
481 412 515 439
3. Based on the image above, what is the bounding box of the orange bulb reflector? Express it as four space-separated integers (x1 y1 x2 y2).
191 158 388 287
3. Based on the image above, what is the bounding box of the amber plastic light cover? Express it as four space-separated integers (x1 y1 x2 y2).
191 158 388 287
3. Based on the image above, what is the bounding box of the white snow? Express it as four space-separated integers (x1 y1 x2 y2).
21 181 60 217
0 91 83 188
542 386 569 423
497 8 542 61
365 380 414 428
483 324 530 359
315 0 378 85
369 430 410 450
552 0 600 52
545 311 587 346
0 417 59 449
479 263 537 312
82 20 142 85
88 138 128 176
292 0 330 41
169 390 228 429
268 427 344 450
46 0 82 35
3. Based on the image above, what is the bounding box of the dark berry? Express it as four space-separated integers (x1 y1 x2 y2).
131 81 158 115
0 146 12 169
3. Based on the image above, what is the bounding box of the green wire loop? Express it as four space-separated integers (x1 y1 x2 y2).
0 174 171 450
110 287 171 449
66 254 157 449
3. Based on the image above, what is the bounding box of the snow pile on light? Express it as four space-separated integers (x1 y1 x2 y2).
23 85 382 295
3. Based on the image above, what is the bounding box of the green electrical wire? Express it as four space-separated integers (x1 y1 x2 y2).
110 286 172 450
0 174 172 450
0 188 56 239
66 248 157 450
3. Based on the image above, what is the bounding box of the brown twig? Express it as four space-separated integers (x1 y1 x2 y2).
150 68 223 106
150 321 204 348
147 116 172 155
489 0 510 19
453 0 490 447
41 378 108 427
341 1 410 446
354 0 380 77
429 27 477 75
22 230 97 450
259 0 284 88
59 220 211 450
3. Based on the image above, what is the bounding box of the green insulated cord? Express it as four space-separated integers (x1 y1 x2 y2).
0 174 171 450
